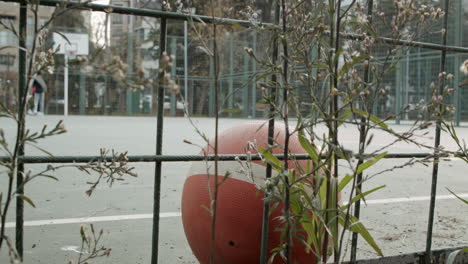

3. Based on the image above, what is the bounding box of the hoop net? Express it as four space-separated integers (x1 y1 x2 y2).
66 49 77 60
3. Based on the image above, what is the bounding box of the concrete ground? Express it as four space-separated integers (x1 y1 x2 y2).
1 115 467 263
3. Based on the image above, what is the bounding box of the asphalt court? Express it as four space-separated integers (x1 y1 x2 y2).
1 115 467 263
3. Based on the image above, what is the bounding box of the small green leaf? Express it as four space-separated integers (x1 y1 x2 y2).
338 109 352 127
38 174 59 181
53 31 71 45
258 146 283 170
319 177 327 206
220 171 231 185
200 204 211 214
329 177 339 250
90 223 95 235
446 248 468 264
353 109 388 129
338 174 353 192
255 71 275 82
356 152 387 175
298 129 319 162
341 185 386 210
27 143 54 157
80 225 88 242
312 63 329 69
340 213 383 256
17 194 36 208
225 21 245 30
447 188 468 205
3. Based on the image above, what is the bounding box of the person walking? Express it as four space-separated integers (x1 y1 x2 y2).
29 71 47 115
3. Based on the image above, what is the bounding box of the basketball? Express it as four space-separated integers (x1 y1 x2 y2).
181 121 318 264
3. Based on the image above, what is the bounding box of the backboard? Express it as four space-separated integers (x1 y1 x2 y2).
53 32 89 56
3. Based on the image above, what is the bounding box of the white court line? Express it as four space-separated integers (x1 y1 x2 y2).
365 193 468 205
5 193 468 228
5 212 181 228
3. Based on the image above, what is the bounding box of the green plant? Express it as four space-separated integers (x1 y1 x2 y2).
238 0 447 263
442 61 468 262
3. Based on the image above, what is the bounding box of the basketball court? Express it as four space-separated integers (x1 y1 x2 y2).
1 115 467 263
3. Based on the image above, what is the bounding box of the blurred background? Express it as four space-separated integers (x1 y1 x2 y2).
0 0 467 122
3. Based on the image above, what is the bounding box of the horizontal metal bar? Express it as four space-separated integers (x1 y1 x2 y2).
340 32 468 53
3 0 468 54
0 152 463 164
1 0 257 27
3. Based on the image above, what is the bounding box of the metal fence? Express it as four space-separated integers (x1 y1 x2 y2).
1 0 468 263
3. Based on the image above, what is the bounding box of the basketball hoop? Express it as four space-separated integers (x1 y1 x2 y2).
66 49 77 60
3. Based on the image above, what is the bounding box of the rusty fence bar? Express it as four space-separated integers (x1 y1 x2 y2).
350 0 374 261
426 0 451 263
3 0 468 53
151 14 168 264
15 0 27 259
0 152 465 164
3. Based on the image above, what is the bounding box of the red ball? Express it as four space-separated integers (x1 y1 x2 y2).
181 121 318 264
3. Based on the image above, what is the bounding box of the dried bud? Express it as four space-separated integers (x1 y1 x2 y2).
437 95 443 104
438 72 446 82
331 88 339 96
460 59 468 75
163 73 171 83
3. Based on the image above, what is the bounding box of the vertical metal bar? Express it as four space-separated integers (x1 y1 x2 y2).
151 16 167 264
454 56 461 126
16 1 27 259
104 74 109 115
228 33 234 117
395 59 402 124
424 59 430 119
209 40 214 116
259 2 280 263
404 51 410 120
417 48 422 114
425 0 450 262
170 37 177 116
79 72 86 115
64 53 69 115
251 31 257 118
350 1 373 262
127 1 135 115
453 0 462 126
242 40 249 117
183 21 188 116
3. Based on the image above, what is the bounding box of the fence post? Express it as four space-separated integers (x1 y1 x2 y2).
350 0 374 262
15 0 27 259
425 0 450 263
79 71 86 115
151 16 168 264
